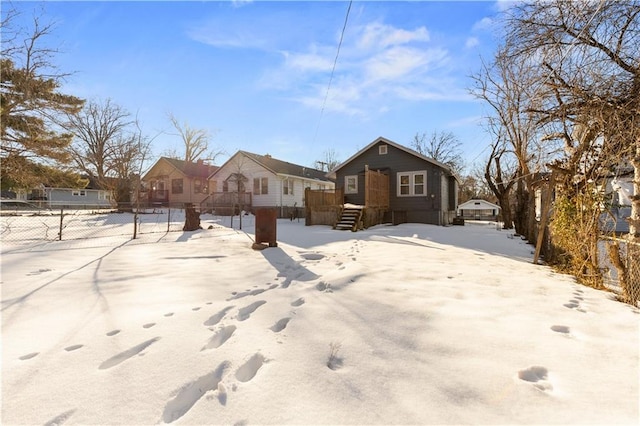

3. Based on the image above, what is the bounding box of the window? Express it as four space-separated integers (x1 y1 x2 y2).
222 181 228 192
72 190 87 197
172 178 183 194
379 144 388 155
194 179 204 193
283 179 294 195
397 171 426 196
254 177 269 195
345 175 358 194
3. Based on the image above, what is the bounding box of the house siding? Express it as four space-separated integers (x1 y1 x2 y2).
210 152 335 216
44 188 111 208
144 159 212 206
336 140 450 224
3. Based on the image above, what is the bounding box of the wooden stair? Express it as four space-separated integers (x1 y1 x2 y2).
334 207 363 231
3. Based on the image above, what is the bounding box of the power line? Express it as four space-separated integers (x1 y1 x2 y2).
312 0 352 145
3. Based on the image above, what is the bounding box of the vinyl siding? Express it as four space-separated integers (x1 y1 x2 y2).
145 160 210 205
335 140 451 224
212 153 335 211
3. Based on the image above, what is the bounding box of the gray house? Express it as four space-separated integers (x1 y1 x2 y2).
329 137 459 225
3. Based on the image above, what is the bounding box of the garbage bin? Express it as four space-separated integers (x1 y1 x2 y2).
255 208 277 247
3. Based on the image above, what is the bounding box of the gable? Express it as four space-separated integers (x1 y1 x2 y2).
143 157 218 181
458 199 501 210
210 151 331 183
330 137 453 178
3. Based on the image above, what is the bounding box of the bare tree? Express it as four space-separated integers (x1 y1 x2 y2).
168 113 223 164
315 148 341 172
411 131 465 176
484 134 518 229
65 99 150 204
504 0 640 241
470 44 545 239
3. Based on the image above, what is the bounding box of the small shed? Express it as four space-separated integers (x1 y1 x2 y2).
457 199 501 220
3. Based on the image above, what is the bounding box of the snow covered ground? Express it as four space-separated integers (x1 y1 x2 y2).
2 215 639 425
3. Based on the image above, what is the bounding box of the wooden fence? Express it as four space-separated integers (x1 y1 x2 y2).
305 188 344 226
364 166 389 208
305 187 344 208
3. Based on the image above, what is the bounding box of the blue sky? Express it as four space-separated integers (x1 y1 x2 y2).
6 1 507 173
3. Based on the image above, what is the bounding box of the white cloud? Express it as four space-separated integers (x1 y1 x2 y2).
356 22 430 50
363 46 447 82
472 17 494 31
465 37 480 49
254 18 473 119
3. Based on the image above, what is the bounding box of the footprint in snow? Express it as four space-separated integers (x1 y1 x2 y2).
19 352 39 361
143 323 156 329
237 301 266 321
518 366 553 392
203 306 234 326
43 409 76 426
550 325 571 334
235 353 266 382
201 325 237 350
270 318 290 333
192 307 201 311
291 297 305 307
164 313 174 317
98 337 160 370
161 361 230 423
106 329 121 336
64 344 84 352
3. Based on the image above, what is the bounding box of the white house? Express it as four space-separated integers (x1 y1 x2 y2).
457 199 501 220
206 150 335 217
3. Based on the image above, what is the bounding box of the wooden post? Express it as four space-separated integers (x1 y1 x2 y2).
533 171 555 264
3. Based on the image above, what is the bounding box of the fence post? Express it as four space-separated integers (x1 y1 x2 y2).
58 208 64 241
167 207 171 233
133 211 138 239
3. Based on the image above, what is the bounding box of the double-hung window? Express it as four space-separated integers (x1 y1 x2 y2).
345 175 358 194
254 177 269 195
397 171 426 196
172 178 183 194
283 179 294 195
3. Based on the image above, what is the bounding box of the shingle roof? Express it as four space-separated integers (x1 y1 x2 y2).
237 151 332 182
161 157 219 178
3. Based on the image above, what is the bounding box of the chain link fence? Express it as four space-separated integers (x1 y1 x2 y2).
1 207 193 244
599 237 640 307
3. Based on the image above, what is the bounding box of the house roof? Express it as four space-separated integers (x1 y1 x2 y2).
210 150 332 182
143 157 219 180
457 199 501 210
328 136 456 180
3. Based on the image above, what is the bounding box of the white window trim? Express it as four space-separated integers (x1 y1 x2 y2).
397 171 427 197
283 179 294 195
379 144 388 155
345 175 358 194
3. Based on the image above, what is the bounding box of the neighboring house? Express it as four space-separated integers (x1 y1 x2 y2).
206 150 334 217
329 136 459 225
600 173 633 234
142 157 219 207
457 199 501 220
15 176 114 209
